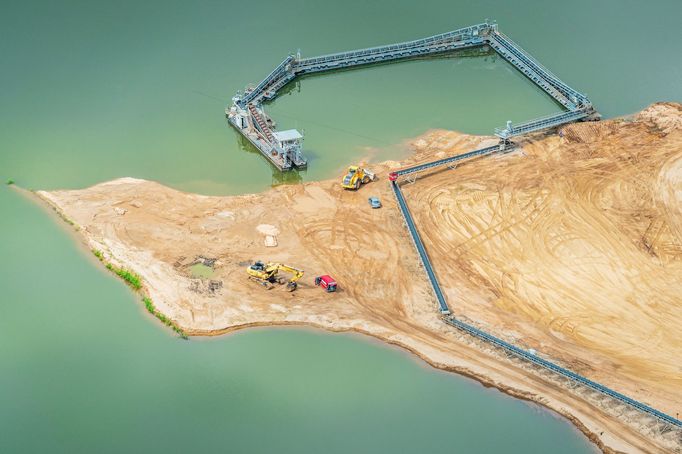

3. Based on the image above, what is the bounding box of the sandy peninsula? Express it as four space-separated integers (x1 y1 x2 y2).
37 103 682 453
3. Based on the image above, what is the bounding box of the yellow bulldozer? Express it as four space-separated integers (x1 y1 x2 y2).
246 261 304 292
341 166 376 190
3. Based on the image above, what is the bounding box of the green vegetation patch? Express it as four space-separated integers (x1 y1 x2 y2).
92 249 188 339
143 297 188 340
103 262 142 290
6 179 15 185
93 249 141 290
143 296 155 314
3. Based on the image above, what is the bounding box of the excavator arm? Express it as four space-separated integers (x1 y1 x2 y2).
273 264 304 291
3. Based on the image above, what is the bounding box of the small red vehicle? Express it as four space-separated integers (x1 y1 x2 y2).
314 275 338 292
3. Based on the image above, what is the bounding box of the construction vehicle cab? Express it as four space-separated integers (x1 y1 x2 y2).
247 261 304 291
315 275 337 292
249 261 266 272
341 166 375 190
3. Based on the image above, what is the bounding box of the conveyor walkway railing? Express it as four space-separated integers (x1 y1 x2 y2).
491 32 590 107
294 25 488 76
295 38 484 76
239 23 494 106
297 22 491 69
442 317 682 427
391 179 450 315
487 37 576 109
495 109 591 139
392 144 503 178
240 55 295 106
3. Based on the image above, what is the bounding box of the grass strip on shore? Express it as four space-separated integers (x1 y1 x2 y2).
143 297 188 339
92 249 188 339
105 263 142 290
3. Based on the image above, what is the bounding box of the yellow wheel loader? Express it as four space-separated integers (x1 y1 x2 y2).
341 166 376 190
246 261 304 292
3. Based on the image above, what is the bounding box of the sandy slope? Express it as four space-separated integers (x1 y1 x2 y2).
404 104 682 415
37 103 682 453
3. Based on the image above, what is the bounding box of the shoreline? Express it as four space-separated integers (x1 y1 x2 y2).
26 181 660 454
188 319 610 451
2 185 610 448
191 320 610 452
31 103 682 453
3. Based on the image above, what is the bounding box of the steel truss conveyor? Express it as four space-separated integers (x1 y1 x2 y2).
238 22 492 107
389 146 682 429
230 20 598 161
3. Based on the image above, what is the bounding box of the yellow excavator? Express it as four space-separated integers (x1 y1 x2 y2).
341 166 376 190
246 261 304 292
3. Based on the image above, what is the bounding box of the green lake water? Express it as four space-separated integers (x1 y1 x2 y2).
2 0 681 451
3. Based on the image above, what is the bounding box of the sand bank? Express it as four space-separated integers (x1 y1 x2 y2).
37 103 682 453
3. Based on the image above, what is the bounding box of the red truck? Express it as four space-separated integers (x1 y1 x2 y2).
314 275 338 292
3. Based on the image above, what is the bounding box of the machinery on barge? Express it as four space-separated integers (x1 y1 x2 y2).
227 101 307 171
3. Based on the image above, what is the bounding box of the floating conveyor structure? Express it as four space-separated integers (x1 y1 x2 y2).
227 20 598 170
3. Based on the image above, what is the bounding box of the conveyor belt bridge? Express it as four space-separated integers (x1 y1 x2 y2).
226 20 598 170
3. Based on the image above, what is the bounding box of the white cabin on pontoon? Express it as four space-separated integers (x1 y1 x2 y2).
273 129 307 168
273 129 303 149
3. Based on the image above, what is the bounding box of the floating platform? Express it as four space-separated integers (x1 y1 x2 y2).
226 103 307 171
